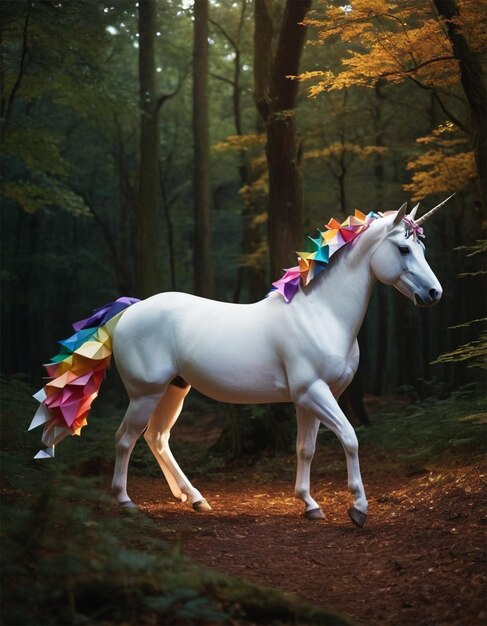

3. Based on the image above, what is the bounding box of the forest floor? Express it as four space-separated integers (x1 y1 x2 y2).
2 380 486 626
129 410 487 626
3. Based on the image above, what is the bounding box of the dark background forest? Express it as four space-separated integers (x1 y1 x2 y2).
1 0 485 399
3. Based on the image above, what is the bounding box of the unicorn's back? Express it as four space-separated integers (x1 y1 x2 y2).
112 292 291 404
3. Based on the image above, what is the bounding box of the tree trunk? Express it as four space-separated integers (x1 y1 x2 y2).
433 0 487 210
254 0 311 280
266 112 304 278
137 0 160 298
193 0 213 297
223 0 312 456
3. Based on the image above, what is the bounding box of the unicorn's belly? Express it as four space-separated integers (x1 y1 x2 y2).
179 360 291 404
177 330 291 403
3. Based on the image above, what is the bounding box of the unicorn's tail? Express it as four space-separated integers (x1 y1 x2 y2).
29 297 140 459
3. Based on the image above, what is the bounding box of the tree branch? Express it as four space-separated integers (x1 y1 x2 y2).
404 74 469 133
155 63 190 113
209 16 238 51
210 71 236 87
379 55 457 79
2 0 31 131
69 183 126 291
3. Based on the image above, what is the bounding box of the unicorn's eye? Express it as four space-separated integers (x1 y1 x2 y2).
399 245 410 255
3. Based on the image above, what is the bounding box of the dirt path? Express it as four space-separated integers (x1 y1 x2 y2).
130 440 487 626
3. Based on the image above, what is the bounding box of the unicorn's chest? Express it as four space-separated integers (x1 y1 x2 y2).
283 306 357 358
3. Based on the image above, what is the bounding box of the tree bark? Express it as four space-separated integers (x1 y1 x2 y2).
193 0 213 297
137 0 160 298
254 0 312 280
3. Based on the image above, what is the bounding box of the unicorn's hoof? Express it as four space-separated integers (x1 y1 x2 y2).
192 499 212 512
304 507 325 520
119 500 138 511
348 507 367 528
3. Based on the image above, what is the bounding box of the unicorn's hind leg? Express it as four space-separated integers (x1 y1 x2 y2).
144 381 211 511
112 388 168 508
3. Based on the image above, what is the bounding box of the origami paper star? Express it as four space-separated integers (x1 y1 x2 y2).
271 267 301 303
270 209 381 302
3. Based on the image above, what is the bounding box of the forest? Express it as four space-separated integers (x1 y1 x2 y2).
1 1 486 625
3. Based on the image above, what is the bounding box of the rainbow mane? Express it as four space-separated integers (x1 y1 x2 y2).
269 210 381 302
30 297 139 458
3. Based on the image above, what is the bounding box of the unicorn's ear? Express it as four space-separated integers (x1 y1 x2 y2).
409 203 420 220
393 202 408 226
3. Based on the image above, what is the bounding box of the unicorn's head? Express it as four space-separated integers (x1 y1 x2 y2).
370 198 451 307
270 195 453 305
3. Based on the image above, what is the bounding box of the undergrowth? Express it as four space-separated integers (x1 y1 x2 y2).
0 374 351 625
248 385 486 482
359 386 486 474
1 471 351 625
1 374 485 625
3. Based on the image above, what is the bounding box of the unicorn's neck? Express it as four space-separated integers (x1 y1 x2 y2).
297 224 379 339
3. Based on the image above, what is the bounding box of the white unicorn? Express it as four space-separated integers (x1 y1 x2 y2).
31 198 451 527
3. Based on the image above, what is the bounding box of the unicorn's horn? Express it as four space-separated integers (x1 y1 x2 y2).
409 203 420 220
415 193 456 226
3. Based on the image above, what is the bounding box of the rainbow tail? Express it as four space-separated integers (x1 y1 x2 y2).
29 297 139 458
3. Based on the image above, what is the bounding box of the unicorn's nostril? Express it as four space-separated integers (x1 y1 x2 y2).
429 288 438 300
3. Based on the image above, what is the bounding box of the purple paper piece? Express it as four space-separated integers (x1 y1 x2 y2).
72 297 140 331
283 280 300 302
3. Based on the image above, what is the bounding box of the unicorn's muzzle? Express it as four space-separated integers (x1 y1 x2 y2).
414 286 442 307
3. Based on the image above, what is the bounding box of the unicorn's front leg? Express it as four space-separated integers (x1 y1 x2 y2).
294 379 368 527
294 408 324 519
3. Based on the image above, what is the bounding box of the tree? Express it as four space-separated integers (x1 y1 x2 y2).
193 0 213 297
298 0 486 209
433 0 487 207
254 0 312 280
137 0 160 298
0 0 140 373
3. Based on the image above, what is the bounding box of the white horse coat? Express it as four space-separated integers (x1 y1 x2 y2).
109 205 443 526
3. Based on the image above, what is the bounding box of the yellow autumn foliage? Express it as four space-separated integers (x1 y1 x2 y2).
404 150 476 200
404 122 476 199
213 133 266 153
299 0 485 95
305 143 387 161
